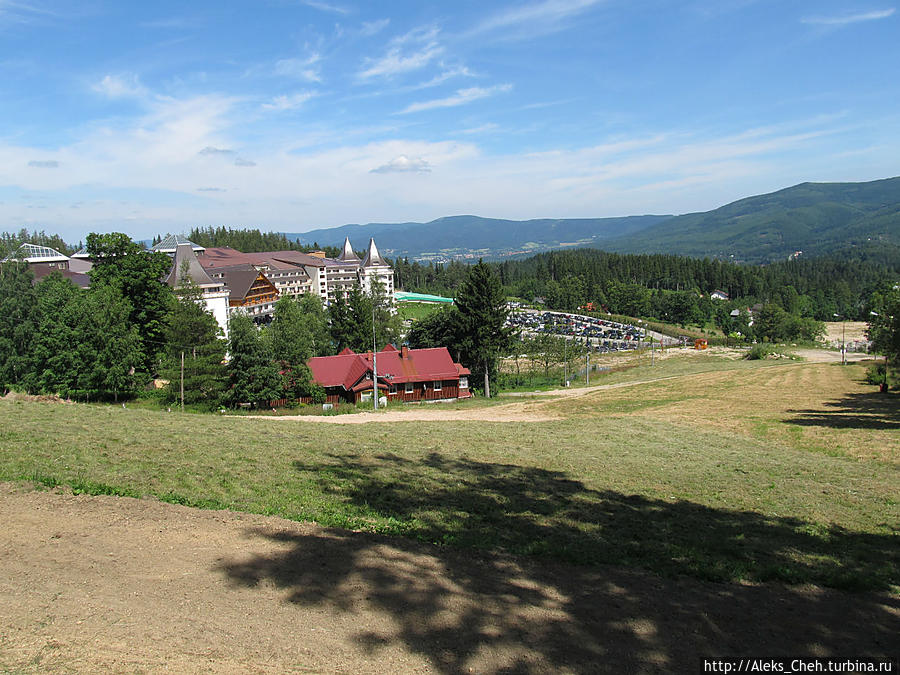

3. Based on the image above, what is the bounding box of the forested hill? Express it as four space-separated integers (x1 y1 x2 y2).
283 214 670 259
604 177 900 263
395 248 899 322
283 177 900 264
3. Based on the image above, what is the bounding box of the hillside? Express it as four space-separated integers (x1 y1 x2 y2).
282 177 900 264
284 214 670 261
604 177 900 263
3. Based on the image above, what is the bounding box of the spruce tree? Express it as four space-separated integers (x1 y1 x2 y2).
161 277 227 409
226 313 281 408
454 260 513 397
0 263 37 390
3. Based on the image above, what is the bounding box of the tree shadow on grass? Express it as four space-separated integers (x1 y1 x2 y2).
786 391 900 430
217 453 898 672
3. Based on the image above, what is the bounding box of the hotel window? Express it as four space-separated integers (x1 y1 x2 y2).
433 381 442 391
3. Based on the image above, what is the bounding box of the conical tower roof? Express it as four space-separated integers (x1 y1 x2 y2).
337 236 361 262
165 243 217 288
362 238 387 267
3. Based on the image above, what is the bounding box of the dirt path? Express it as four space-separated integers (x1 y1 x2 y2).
1 483 896 674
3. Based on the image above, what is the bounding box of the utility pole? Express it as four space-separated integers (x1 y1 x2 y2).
372 301 378 410
842 318 846 365
834 313 846 365
180 350 184 413
585 351 589 385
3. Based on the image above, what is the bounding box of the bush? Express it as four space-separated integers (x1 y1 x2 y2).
745 344 774 360
865 362 887 385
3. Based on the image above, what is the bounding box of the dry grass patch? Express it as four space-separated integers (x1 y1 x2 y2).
556 361 898 463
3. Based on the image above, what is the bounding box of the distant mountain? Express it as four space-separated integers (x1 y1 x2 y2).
282 177 900 264
604 177 900 263
283 215 671 261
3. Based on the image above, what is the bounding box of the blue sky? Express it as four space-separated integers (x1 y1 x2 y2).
1 0 898 243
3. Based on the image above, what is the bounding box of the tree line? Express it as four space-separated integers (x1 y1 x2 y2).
393 248 899 324
0 232 401 407
178 226 341 258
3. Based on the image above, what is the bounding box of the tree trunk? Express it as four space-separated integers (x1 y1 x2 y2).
483 357 490 398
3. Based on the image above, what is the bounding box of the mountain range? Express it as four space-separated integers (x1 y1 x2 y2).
284 177 900 264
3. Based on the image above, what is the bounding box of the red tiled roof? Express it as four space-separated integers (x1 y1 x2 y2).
307 346 466 391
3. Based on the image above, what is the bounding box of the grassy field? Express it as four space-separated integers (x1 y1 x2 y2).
397 301 444 323
1 354 897 592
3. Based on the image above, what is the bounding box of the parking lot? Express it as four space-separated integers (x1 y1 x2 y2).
506 308 672 354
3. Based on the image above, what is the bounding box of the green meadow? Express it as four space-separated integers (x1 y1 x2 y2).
2 355 897 592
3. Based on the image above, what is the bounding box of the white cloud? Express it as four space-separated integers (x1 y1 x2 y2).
234 158 256 167
28 159 59 168
358 26 443 79
459 123 499 135
469 0 604 37
198 146 235 156
802 8 895 25
400 84 512 114
261 91 317 111
92 73 148 99
370 155 432 173
274 54 322 82
301 1 349 15
360 18 389 36
410 64 475 90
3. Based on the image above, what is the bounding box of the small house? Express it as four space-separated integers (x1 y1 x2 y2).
306 345 471 405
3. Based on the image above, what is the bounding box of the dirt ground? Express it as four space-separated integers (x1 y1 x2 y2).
1 483 896 674
823 321 869 344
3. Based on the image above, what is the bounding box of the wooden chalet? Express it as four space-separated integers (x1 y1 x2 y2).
306 345 472 405
206 264 279 317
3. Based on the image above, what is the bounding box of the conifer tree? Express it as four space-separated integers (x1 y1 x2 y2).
226 313 281 408
454 260 513 397
0 263 37 391
161 275 227 409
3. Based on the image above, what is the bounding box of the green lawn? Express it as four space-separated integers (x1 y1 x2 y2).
397 302 444 323
1 356 897 592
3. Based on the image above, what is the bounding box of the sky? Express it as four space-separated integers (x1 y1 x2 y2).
1 0 899 243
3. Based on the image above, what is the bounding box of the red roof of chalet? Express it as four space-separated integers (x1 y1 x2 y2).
307 346 466 391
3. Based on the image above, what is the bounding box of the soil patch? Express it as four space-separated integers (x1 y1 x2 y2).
1 483 896 673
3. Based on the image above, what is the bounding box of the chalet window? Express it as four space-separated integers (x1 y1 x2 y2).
459 377 468 389
433 381 442 391
389 384 397 394
405 382 414 394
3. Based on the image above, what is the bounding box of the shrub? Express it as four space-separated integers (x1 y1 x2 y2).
865 362 887 385
745 344 774 360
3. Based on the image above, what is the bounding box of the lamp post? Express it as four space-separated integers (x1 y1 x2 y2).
372 300 379 411
834 313 845 365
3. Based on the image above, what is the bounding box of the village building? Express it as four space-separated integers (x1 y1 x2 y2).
151 234 206 256
710 290 729 301
194 236 394 308
164 243 231 339
358 237 395 296
306 345 471 405
209 265 279 320
3 242 93 289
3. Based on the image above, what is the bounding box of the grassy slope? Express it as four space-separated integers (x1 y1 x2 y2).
1 357 897 591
